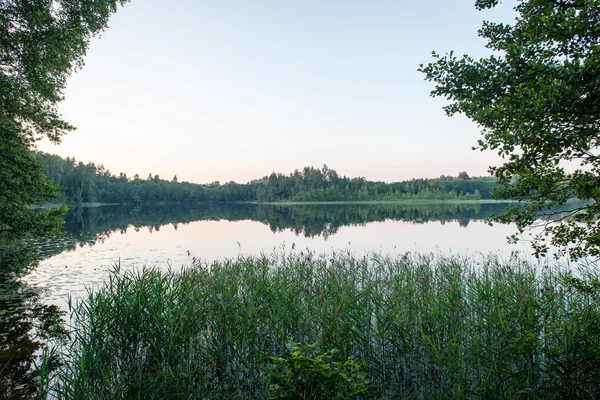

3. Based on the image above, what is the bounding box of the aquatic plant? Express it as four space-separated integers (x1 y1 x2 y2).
40 252 600 399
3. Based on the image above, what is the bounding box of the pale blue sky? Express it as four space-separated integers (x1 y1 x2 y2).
38 0 517 184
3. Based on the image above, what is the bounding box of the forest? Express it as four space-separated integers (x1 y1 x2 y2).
35 152 498 205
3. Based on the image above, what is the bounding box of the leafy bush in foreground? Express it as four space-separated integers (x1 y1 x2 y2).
267 342 371 399
40 252 600 399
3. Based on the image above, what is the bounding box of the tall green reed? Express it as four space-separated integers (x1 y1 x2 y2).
40 252 600 399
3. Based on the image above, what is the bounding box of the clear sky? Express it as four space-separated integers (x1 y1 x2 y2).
38 0 517 184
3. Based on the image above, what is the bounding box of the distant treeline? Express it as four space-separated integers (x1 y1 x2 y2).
35 152 256 204
35 152 498 205
256 166 496 202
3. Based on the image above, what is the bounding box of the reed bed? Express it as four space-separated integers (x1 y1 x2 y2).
40 252 600 399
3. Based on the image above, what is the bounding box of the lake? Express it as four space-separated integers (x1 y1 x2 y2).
26 202 537 306
1 201 541 398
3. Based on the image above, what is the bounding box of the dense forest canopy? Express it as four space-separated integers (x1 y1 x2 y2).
35 152 498 205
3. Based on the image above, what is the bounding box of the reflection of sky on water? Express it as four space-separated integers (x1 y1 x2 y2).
25 217 533 311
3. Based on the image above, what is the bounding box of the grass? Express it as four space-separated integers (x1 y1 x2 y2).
40 252 600 399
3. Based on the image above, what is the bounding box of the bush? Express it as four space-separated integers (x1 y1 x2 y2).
267 342 371 400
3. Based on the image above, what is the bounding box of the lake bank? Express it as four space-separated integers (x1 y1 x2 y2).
32 199 516 209
251 199 516 206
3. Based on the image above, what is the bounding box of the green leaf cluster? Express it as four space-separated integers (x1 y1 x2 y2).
267 343 372 400
1 0 128 143
420 0 600 260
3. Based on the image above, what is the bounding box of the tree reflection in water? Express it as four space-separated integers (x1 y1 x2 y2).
35 202 511 260
0 279 65 399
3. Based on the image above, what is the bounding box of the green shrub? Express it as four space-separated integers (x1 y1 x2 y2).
267 342 371 400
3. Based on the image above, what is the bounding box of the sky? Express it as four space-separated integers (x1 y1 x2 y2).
38 0 517 184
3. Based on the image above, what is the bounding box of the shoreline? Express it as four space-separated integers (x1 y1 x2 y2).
32 199 516 209
248 199 517 206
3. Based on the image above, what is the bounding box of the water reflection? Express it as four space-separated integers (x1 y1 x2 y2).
35 202 510 257
255 203 508 237
0 279 65 399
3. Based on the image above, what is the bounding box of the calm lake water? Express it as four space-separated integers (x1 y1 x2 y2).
27 202 537 307
2 201 543 398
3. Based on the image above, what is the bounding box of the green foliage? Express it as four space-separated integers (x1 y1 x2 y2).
565 275 600 298
254 166 495 202
0 123 66 274
420 0 600 260
1 0 128 144
0 0 128 273
267 343 371 400
34 152 258 205
35 153 498 205
40 252 600 399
